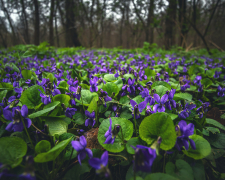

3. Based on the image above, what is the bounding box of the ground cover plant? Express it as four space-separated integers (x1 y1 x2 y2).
0 43 225 180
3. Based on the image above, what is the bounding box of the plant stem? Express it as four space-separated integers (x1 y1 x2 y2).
21 118 35 149
133 111 137 137
108 153 127 161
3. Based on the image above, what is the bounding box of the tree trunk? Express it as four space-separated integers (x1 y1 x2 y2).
21 0 30 44
33 0 40 45
193 0 197 47
65 0 81 47
49 0 55 46
55 13 59 47
1 0 17 45
178 0 187 47
165 0 177 49
146 0 154 43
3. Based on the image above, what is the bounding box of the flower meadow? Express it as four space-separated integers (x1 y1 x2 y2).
0 43 225 180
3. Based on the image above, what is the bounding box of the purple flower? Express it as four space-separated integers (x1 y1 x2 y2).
153 94 168 112
140 88 149 98
217 86 225 97
71 136 93 165
52 89 61 96
3 105 32 132
90 76 98 92
180 83 190 92
114 70 119 78
100 89 112 107
65 108 77 118
132 145 157 172
178 103 196 119
8 96 16 103
165 89 176 110
104 118 120 144
38 89 51 105
175 120 196 151
85 110 96 127
130 100 147 119
14 87 23 98
89 151 110 178
214 71 221 78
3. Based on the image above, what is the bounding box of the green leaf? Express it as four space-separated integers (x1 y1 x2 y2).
0 90 7 103
165 159 194 180
35 140 51 154
21 69 32 80
144 68 156 78
45 118 68 136
53 94 70 106
0 137 27 168
73 112 85 125
221 114 225 119
20 85 45 109
120 96 130 105
168 113 178 120
87 96 98 113
201 78 213 88
144 173 178 180
62 163 90 180
47 73 55 83
192 160 206 180
0 82 13 90
98 117 133 153
58 81 69 90
205 127 220 134
115 78 123 90
206 118 225 131
34 137 72 163
29 101 60 118
124 74 135 81
76 89 98 106
151 81 171 97
103 82 119 97
183 135 211 159
104 74 117 82
132 95 144 105
5 63 20 73
126 137 143 154
174 93 193 101
208 133 225 148
120 108 133 119
126 164 148 180
139 112 176 150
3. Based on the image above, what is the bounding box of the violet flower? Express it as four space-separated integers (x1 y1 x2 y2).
38 89 51 105
178 103 196 119
130 100 147 119
100 89 112 107
90 76 98 92
153 94 168 112
65 108 77 118
132 145 157 172
14 87 23 98
104 118 120 144
3 105 32 132
89 151 110 178
165 89 176 110
217 86 225 97
175 120 196 151
71 136 93 165
85 110 96 127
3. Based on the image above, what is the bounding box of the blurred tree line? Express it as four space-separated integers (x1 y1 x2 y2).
0 0 224 53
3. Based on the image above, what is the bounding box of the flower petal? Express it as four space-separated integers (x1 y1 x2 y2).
130 100 137 108
21 105 28 117
85 148 93 158
89 158 102 170
3 110 13 121
79 136 87 148
25 118 32 128
101 151 108 167
153 94 160 103
138 101 147 112
161 94 168 104
71 141 84 151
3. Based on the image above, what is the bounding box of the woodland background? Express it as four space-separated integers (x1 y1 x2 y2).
0 0 225 52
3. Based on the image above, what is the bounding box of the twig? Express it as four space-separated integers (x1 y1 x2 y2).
209 40 224 52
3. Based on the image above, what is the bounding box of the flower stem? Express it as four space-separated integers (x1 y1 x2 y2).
133 111 137 137
21 118 35 149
